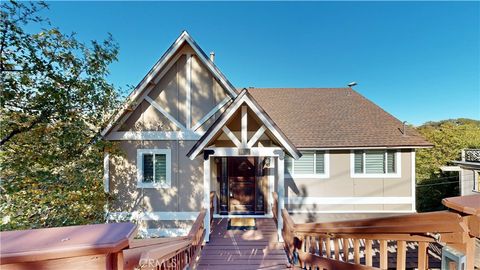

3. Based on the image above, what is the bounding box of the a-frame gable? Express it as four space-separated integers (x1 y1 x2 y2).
187 89 301 160
101 31 237 139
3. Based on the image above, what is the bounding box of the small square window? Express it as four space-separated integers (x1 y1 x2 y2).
137 149 171 188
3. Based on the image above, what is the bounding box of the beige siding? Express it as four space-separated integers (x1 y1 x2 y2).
106 43 234 236
147 55 186 127
105 39 419 231
285 149 414 214
109 140 204 213
461 167 478 195
191 55 229 126
119 100 179 131
107 43 231 136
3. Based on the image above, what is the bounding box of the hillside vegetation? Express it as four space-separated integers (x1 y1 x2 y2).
415 118 480 212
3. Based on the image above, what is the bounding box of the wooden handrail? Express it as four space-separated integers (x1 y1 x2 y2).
188 209 206 238
273 192 479 270
122 209 207 270
138 240 192 269
210 191 216 224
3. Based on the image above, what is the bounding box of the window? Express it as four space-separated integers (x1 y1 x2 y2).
285 150 329 178
352 150 400 178
137 149 171 188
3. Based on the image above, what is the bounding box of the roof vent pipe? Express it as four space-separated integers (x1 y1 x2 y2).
402 121 407 136
210 52 215 62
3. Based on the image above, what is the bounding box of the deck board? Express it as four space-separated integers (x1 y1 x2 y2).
197 218 290 270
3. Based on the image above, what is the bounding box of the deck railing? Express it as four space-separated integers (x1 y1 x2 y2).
464 149 480 163
122 209 207 270
210 191 216 223
120 191 220 269
273 192 479 270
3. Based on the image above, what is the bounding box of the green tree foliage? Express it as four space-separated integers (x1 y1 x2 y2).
0 1 121 230
415 118 480 212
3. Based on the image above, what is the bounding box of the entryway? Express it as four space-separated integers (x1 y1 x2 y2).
215 156 270 215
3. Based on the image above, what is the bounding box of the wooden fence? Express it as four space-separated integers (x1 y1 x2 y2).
273 192 479 270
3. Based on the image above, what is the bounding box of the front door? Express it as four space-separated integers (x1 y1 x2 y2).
228 157 256 213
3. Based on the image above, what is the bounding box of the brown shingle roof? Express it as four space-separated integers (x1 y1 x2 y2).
247 88 432 148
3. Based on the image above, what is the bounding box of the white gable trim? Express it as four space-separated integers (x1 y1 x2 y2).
187 90 300 160
242 96 300 160
221 126 242 148
109 53 184 134
191 96 231 131
186 53 192 129
144 96 186 131
105 131 202 141
101 31 237 137
248 125 267 148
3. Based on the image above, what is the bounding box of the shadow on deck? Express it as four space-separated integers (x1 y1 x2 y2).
197 218 291 270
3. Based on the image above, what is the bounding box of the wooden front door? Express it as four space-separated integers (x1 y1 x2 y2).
228 157 256 213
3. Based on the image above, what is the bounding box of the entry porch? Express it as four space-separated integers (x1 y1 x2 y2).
187 91 302 242
203 147 287 242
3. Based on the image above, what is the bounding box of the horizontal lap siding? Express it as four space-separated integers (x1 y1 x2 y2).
285 149 414 216
289 212 411 223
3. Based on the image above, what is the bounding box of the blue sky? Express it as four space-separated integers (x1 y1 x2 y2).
36 1 479 125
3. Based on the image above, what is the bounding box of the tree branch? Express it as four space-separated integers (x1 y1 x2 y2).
0 110 50 146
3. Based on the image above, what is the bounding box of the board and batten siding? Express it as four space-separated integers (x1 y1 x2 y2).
284 149 415 222
108 140 204 213
104 41 234 236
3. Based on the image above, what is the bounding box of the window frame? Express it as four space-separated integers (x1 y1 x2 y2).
137 149 172 188
350 149 401 178
474 170 480 193
285 150 330 179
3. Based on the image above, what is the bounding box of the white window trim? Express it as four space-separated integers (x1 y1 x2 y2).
474 170 480 193
136 149 172 188
286 150 330 179
350 150 401 178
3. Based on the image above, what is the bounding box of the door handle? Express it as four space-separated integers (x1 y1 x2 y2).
229 192 233 198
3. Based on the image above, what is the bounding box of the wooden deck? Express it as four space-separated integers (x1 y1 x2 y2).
197 218 290 270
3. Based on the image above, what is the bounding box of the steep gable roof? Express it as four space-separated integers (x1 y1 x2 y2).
101 31 237 137
187 89 301 160
248 88 433 148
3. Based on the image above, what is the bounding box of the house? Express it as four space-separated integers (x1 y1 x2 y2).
441 149 480 195
101 31 432 240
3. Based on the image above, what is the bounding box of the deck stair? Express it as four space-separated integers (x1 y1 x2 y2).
196 218 291 270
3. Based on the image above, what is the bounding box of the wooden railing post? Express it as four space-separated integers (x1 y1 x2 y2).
396 240 406 269
342 238 349 262
203 157 210 242
379 240 388 270
364 239 372 267
353 238 360 264
417 241 428 270
272 194 479 270
442 194 479 269
277 155 285 242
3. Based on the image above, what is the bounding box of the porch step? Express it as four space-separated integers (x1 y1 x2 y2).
196 260 290 270
196 218 290 270
196 264 290 270
200 248 286 256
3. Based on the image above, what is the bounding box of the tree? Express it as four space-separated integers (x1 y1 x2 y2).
0 1 121 230
415 118 480 212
